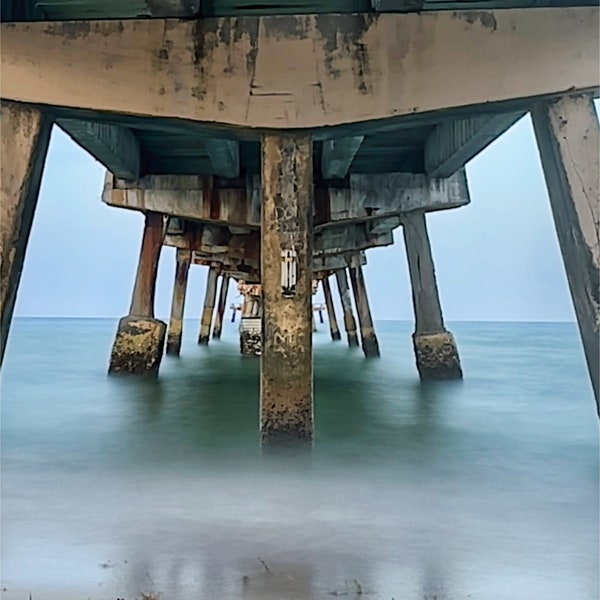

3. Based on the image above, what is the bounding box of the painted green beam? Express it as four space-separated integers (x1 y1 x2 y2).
371 0 425 11
424 112 525 177
58 119 141 180
321 136 364 179
204 138 240 178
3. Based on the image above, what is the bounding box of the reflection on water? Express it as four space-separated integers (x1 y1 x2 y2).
1 319 598 599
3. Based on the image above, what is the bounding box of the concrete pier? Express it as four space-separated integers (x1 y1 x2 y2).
401 210 462 380
212 274 230 339
531 94 599 412
322 277 341 341
334 269 359 347
261 134 313 445
109 211 166 375
198 266 218 345
348 262 380 358
0 102 52 366
166 248 191 356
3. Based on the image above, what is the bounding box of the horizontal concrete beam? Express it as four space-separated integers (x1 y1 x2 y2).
424 112 525 177
321 136 364 179
103 170 469 228
2 10 597 132
59 120 140 179
348 169 469 220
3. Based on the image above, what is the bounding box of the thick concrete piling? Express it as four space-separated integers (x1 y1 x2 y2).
212 274 230 339
348 263 380 358
0 102 52 366
261 134 313 445
322 277 341 341
109 211 166 375
401 210 462 380
531 94 599 412
198 266 219 345
166 248 191 356
334 269 359 347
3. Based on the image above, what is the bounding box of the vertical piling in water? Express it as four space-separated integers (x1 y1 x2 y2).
166 248 192 356
334 268 359 347
322 276 341 341
401 210 462 380
109 211 167 375
261 134 313 445
212 274 230 339
348 260 380 358
0 101 52 367
198 266 219 345
531 94 599 412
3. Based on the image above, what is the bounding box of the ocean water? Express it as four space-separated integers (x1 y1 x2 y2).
0 318 598 600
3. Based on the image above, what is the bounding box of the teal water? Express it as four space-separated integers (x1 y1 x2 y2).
1 319 598 599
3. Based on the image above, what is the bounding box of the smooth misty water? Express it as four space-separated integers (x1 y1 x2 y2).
1 319 598 600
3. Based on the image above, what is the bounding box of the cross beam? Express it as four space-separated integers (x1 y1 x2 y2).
2 10 597 133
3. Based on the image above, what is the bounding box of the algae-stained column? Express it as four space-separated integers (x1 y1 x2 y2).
401 210 462 379
212 274 230 339
109 211 166 375
348 261 380 358
531 94 599 412
261 134 313 444
322 276 341 341
0 102 52 366
198 266 219 344
166 248 192 356
334 268 359 347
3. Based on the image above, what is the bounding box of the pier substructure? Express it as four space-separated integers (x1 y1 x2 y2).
531 94 599 412
109 211 166 375
334 269 359 347
322 277 341 341
0 102 52 366
166 248 191 356
212 274 230 339
261 134 313 445
198 266 219 345
401 210 462 380
348 262 380 358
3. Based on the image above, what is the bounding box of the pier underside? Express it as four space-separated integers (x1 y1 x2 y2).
1 2 598 436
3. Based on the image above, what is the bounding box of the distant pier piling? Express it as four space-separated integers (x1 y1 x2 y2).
166 248 191 356
198 266 219 345
334 269 360 348
348 261 380 358
322 276 341 341
212 274 230 339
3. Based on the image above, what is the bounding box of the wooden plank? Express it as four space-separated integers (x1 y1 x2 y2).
2 10 597 132
59 119 141 179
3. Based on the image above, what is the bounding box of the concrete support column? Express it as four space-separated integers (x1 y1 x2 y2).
0 102 52 366
322 277 341 341
109 211 166 375
334 269 359 347
348 262 380 358
212 274 230 339
166 248 191 356
261 134 313 445
531 94 599 412
198 266 219 344
402 210 462 380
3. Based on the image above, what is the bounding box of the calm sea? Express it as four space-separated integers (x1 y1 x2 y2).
1 318 598 600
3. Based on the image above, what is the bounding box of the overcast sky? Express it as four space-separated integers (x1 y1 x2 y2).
14 113 579 322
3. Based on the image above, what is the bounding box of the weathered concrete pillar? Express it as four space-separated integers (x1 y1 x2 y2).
401 210 462 380
261 134 313 445
166 248 191 356
212 274 230 339
0 102 52 366
348 262 380 358
198 266 219 344
109 211 166 375
531 94 599 412
322 277 341 341
334 269 360 347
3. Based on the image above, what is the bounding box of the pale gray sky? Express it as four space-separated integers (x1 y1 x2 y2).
14 113 576 322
